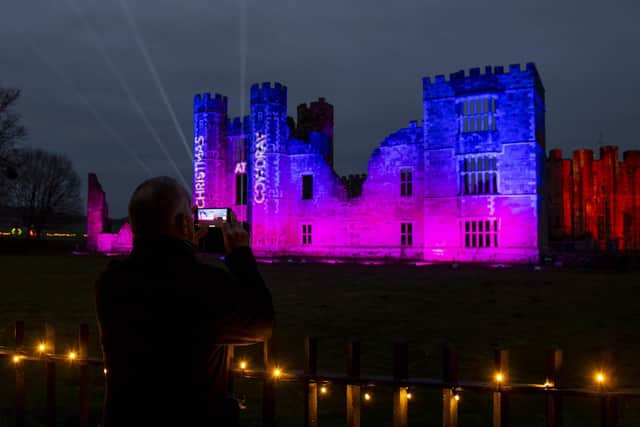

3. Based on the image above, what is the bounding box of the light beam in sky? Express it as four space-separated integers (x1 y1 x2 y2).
25 40 154 177
117 0 193 161
63 0 188 188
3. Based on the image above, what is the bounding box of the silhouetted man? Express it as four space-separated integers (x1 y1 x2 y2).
95 177 274 426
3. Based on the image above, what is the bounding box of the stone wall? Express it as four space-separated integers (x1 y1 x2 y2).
547 147 640 252
86 173 132 254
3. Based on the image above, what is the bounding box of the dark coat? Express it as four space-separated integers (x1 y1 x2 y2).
95 237 274 426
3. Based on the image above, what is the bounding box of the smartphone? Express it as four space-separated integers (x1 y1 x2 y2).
195 208 230 254
196 208 230 226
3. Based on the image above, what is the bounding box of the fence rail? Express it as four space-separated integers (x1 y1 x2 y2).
0 321 638 427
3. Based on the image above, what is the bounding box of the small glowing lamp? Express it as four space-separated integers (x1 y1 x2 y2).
364 392 372 401
495 372 505 384
543 380 554 388
104 368 108 375
407 392 412 400
595 372 606 385
454 394 460 401
239 360 247 370
12 355 22 364
38 343 46 353
320 385 328 395
68 351 77 361
273 367 282 378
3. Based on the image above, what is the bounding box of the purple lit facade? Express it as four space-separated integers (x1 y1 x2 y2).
86 173 133 254
193 63 547 262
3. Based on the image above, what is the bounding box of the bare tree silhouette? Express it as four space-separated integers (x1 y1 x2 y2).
8 148 81 233
0 85 27 200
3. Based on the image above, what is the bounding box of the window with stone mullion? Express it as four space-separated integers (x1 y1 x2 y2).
461 97 496 133
460 156 498 195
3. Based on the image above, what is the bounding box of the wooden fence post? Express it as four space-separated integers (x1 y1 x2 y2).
492 349 509 427
346 339 361 427
442 344 459 427
15 320 25 427
601 396 618 427
304 337 318 427
600 350 618 427
79 323 89 427
262 339 276 427
545 348 563 427
392 341 408 427
226 345 235 394
45 322 56 427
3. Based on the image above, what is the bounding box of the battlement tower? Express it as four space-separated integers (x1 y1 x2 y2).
422 63 546 262
193 92 229 209
296 97 334 165
248 83 290 252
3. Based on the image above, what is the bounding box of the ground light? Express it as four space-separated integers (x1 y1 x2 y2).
495 372 505 384
273 367 282 379
68 351 77 361
239 360 247 370
37 343 46 353
595 371 606 386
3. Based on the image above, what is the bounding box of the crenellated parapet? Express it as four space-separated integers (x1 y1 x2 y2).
193 92 228 114
423 63 543 99
250 82 287 105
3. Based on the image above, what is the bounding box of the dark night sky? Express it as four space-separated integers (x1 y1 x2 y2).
2 0 639 216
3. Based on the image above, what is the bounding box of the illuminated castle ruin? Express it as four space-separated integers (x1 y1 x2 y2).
193 63 547 262
85 63 640 259
86 173 132 254
547 147 640 252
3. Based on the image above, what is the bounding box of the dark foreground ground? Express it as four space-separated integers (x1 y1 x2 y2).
0 253 639 426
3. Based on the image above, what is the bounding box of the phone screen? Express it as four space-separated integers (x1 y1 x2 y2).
197 208 228 223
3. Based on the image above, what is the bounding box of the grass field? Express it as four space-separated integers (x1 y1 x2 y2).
0 253 639 426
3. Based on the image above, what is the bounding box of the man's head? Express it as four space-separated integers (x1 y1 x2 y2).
128 176 194 241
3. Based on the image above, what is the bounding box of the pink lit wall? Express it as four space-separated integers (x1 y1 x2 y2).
86 173 133 254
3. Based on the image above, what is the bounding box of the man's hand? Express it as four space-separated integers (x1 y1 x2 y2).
222 211 250 252
190 205 209 247
191 227 209 247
